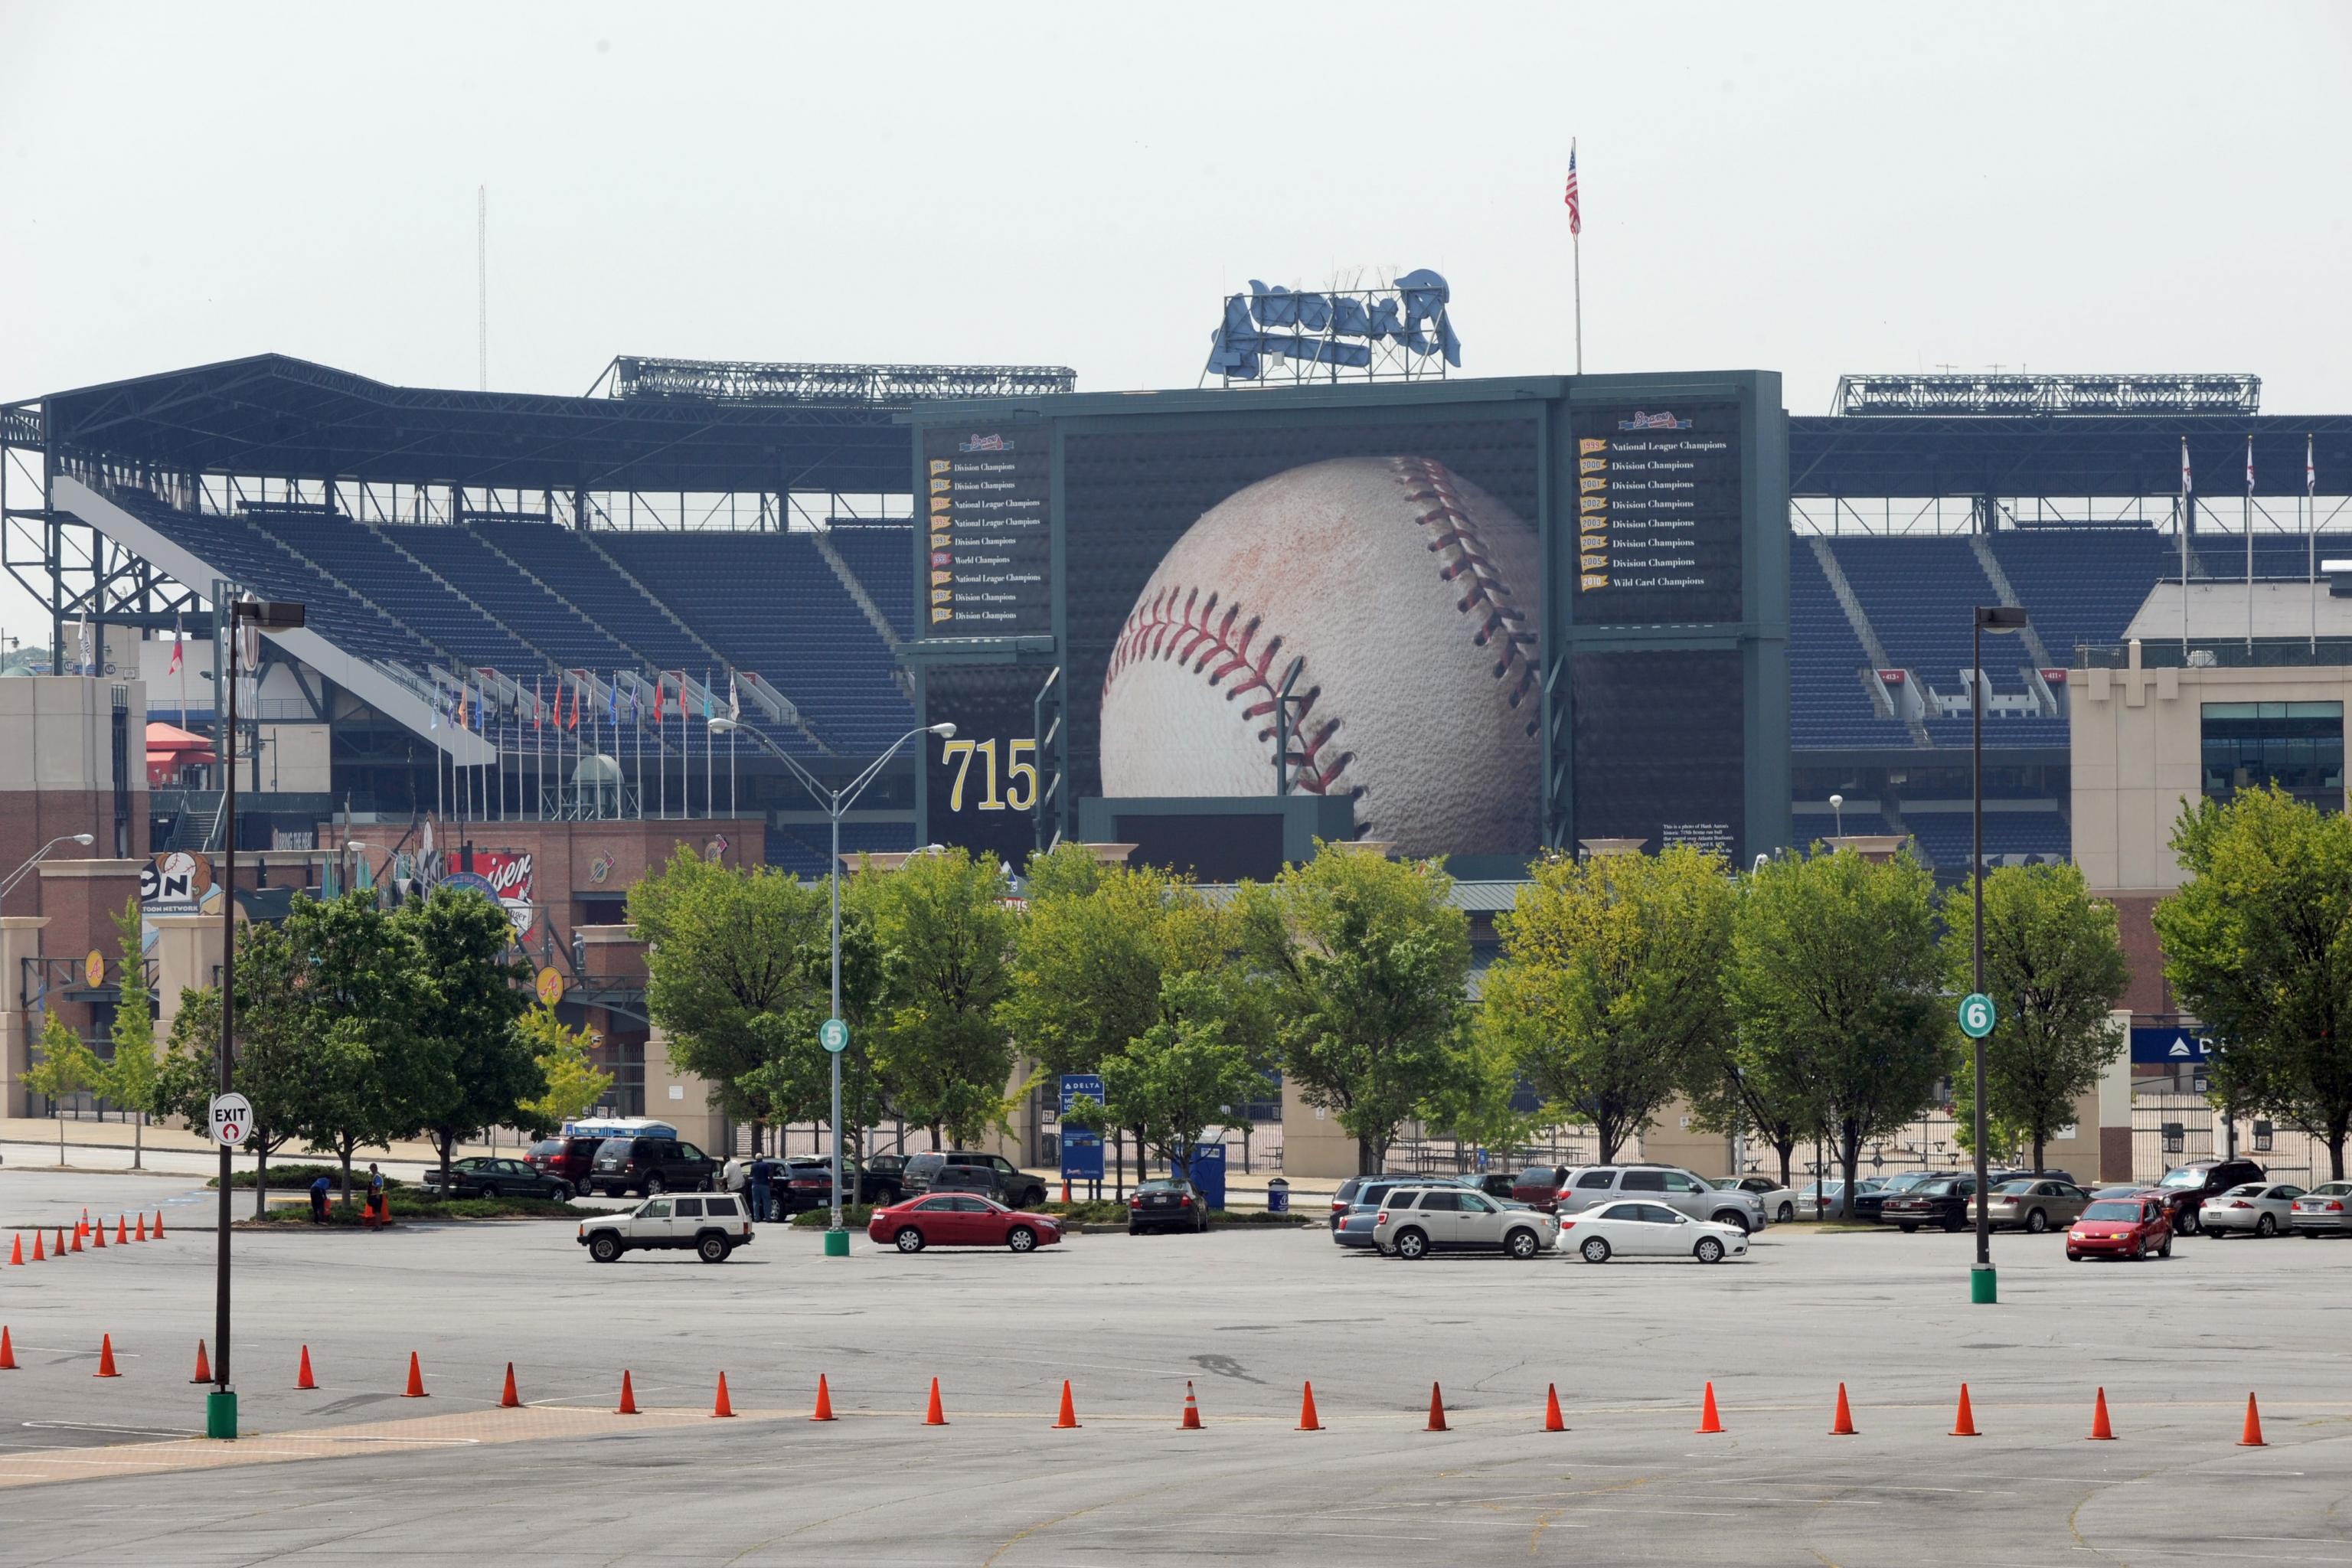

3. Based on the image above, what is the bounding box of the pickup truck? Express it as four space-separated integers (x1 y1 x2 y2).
577 1192 753 1263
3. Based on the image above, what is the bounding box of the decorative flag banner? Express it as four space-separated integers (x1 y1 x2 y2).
608 678 619 727
534 675 544 729
2311 433 2319 496
1563 143 1581 236
728 671 740 723
568 677 582 730
703 670 714 720
166 624 183 675
2181 436 2193 495
2246 435 2256 492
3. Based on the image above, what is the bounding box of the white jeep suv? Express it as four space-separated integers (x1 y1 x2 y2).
578 1192 753 1263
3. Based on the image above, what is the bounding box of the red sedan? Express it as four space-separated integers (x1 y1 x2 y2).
867 1194 1063 1254
2066 1195 2174 1262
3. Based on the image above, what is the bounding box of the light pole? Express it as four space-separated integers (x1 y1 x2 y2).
1969 604 2030 1306
211 596 303 1440
0 833 96 909
1828 792 1844 840
709 715 954 1255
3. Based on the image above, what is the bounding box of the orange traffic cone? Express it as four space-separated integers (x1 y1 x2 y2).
2239 1393 2266 1447
1181 1380 1203 1429
115 1216 126 1245
94 1334 119 1377
1697 1381 1724 1434
923 1377 947 1426
153 1212 165 1239
1297 1380 1321 1431
2089 1387 2115 1440
68 1226 82 1253
1951 1383 1978 1437
1829 1383 1857 1436
53 1228 67 1257
134 1214 147 1242
714 1372 735 1419
617 1370 638 1415
29 1231 42 1263
80 1207 89 1229
812 1374 836 1422
1544 1383 1566 1432
1426 1381 1449 1432
1054 1379 1080 1429
0 1327 15 1370
403 1351 427 1397
8 1234 20 1266
91 1220 105 1250
296 1346 317 1390
190 1340 211 1383
500 1363 521 1408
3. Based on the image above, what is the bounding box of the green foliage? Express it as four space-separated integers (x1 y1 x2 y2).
1727 846 1952 1214
1418 1014 1536 1160
25 1013 100 1106
99 899 159 1118
2156 787 2352 1178
395 887 540 1184
631 849 832 1126
1940 861 2128 1174
1098 970 1273 1179
858 848 1021 1145
516 1004 612 1132
1235 844 1471 1174
1482 844 1735 1164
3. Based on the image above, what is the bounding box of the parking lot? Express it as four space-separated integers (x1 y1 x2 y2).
0 1164 2346 1565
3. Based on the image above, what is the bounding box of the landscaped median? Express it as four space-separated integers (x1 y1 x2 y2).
787 1200 1315 1231
214 1164 586 1227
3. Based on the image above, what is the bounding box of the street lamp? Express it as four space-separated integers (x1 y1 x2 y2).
709 714 955 1255
1969 604 2030 1306
1828 792 1845 839
0 833 96 908
211 596 302 1440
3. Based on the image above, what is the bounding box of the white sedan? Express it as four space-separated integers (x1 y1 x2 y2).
1716 1175 1798 1225
1561 1200 1749 1264
2203 1181 2306 1237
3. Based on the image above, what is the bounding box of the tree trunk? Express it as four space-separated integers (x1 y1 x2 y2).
1132 1125 1148 1184
1773 1138 1795 1191
2330 1118 2348 1182
1838 1120 1862 1224
254 1140 271 1220
133 1113 142 1171
2031 1132 2047 1179
439 1129 456 1191
341 1146 354 1210
1357 1136 1377 1177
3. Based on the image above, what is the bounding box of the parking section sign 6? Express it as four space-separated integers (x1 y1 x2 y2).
210 1091 254 1146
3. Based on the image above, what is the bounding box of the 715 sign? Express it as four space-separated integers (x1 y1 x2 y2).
940 737 1039 812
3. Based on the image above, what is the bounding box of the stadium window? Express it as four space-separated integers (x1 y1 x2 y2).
2200 701 2344 808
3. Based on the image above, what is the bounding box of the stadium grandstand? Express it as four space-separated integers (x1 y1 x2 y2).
4 359 2347 880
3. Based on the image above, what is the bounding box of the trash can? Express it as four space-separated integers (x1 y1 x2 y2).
1266 1178 1290 1215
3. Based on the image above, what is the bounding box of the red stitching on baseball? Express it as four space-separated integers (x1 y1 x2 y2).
1391 457 1540 731
1102 584 1352 794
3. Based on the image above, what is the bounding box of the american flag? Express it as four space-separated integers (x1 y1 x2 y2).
1563 143 1581 235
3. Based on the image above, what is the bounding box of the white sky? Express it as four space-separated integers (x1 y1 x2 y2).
4 2 2348 643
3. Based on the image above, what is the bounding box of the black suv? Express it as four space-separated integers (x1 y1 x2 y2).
590 1135 720 1197
903 1151 1049 1208
2151 1158 2266 1235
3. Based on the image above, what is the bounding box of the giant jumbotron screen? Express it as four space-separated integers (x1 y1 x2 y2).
909 373 1788 881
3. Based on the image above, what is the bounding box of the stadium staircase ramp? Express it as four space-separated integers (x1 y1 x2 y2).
1806 537 1930 747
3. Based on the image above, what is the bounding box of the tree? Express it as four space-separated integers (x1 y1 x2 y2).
1481 845 1735 1165
1419 1020 1536 1174
1681 1040 1823 1191
1727 847 1952 1217
1234 844 1471 1175
24 1014 100 1165
1940 861 2130 1177
1097 971 1272 1186
397 887 537 1188
2155 787 2352 1178
858 848 1021 1147
516 1003 613 1133
99 899 158 1170
632 851 831 1137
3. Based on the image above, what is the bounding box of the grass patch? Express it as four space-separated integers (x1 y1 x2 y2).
791 1200 1312 1230
244 1191 580 1225
208 1163 407 1192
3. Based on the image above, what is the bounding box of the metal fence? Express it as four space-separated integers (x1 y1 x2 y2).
2131 1094 2318 1185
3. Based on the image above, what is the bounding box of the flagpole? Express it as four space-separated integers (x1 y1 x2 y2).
2180 437 2192 655
2246 434 2255 653
2313 433 2321 655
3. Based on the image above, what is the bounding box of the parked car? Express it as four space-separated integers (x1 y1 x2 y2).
1716 1175 1798 1225
1982 1178 2092 1234
420 1156 577 1202
1129 1178 1210 1235
524 1135 606 1191
1560 1200 1749 1264
1789 1178 1880 1218
589 1135 721 1197
576 1191 753 1263
861 1154 909 1204
1511 1165 1576 1212
865 1193 1061 1253
1474 1171 1518 1200
2148 1158 2267 1235
2290 1181 2352 1235
900 1151 1050 1209
2203 1181 2306 1238
2066 1194 2174 1261
1372 1187 1557 1260
1878 1174 1981 1232
1851 1171 1938 1223
1553 1165 1766 1232
1333 1176 1484 1248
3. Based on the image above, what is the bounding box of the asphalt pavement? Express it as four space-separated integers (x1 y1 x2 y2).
0 1165 2344 1566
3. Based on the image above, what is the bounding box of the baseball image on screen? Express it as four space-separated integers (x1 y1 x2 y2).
1097 456 1540 858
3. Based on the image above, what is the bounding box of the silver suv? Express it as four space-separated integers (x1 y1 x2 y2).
1552 1165 1766 1233
1373 1187 1559 1259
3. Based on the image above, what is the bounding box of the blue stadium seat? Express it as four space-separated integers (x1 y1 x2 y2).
826 526 917 639
1788 542 1913 750
242 511 541 673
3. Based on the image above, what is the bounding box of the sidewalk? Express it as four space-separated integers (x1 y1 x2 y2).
0 1117 508 1181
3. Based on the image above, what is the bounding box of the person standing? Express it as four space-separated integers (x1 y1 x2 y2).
309 1171 332 1223
365 1163 387 1230
750 1155 776 1223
